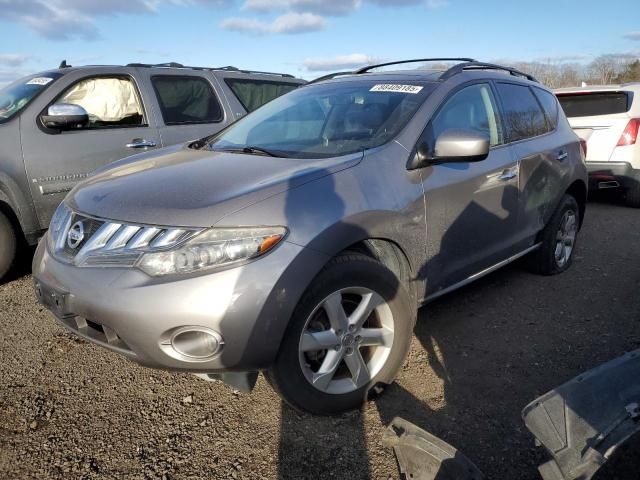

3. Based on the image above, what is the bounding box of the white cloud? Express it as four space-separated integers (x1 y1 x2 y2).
0 53 33 67
0 0 232 40
303 53 379 71
623 32 640 41
243 0 360 16
222 12 326 34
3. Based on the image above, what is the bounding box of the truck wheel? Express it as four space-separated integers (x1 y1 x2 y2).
528 194 580 275
0 210 17 281
266 253 414 415
624 180 640 208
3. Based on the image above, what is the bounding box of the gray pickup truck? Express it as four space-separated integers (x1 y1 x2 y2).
0 62 305 279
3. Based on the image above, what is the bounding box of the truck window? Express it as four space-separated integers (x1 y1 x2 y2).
0 72 63 124
151 76 223 125
225 78 300 113
57 76 145 128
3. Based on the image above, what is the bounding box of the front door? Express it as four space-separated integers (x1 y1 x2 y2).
21 70 160 228
419 82 520 294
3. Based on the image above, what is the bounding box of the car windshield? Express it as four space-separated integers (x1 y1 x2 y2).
0 72 63 124
208 80 435 159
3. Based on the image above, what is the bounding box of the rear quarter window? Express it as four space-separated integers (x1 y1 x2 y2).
225 78 300 113
151 75 223 125
556 92 631 118
532 87 559 130
496 83 548 141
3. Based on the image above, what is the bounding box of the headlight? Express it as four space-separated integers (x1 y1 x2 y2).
47 202 72 253
137 227 287 277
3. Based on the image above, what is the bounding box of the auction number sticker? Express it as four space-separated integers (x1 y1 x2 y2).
26 77 54 86
370 84 423 94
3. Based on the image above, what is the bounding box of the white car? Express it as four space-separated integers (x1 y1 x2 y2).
555 83 640 207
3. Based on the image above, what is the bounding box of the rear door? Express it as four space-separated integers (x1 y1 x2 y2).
420 82 520 293
139 70 233 147
495 82 571 243
21 68 161 228
556 91 632 162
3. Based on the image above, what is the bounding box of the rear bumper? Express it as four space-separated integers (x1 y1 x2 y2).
585 161 639 190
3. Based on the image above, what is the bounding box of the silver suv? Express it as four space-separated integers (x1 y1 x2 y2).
0 61 304 280
33 59 588 414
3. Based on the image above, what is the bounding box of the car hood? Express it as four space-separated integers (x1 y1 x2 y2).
67 143 362 228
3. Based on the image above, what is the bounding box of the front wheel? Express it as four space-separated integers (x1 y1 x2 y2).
266 253 415 415
0 210 17 282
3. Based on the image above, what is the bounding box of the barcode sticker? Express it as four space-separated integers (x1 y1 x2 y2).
26 77 53 86
370 84 423 94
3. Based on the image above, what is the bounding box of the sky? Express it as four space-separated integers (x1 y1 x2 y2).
0 0 639 85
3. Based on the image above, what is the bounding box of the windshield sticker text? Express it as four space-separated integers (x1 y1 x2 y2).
370 84 423 94
26 77 53 86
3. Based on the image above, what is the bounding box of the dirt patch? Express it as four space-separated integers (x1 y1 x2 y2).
1 199 640 479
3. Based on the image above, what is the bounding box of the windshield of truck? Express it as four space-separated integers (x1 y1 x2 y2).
208 80 434 159
0 72 63 124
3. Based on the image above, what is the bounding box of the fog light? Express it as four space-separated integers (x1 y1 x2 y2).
171 328 224 359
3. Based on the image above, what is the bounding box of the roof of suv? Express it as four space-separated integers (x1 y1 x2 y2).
308 58 541 87
42 61 306 83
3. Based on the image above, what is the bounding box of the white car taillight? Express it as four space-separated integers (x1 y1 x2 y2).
617 118 640 147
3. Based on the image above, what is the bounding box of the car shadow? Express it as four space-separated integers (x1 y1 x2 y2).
1 243 35 284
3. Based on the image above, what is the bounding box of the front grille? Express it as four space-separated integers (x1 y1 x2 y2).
51 209 200 267
62 215 105 258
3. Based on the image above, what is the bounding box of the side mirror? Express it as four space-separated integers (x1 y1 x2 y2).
41 103 89 130
409 129 490 169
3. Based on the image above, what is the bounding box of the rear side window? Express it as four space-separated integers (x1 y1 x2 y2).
431 83 504 146
556 92 631 118
152 76 223 125
532 87 559 130
496 83 548 141
225 79 299 112
58 76 145 129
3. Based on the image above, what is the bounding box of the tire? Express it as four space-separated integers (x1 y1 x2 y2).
0 209 17 281
266 253 415 415
624 180 640 208
528 194 580 275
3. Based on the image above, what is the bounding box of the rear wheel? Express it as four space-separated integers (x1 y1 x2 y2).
266 253 414 415
0 210 17 281
528 194 580 275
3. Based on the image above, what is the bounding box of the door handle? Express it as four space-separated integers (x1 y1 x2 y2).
498 167 517 181
556 151 568 161
126 138 157 149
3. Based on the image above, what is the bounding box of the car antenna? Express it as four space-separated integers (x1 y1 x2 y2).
59 60 71 69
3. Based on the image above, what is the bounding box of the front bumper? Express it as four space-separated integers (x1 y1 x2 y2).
32 239 324 373
586 161 639 190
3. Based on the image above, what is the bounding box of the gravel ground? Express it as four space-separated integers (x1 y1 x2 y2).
1 197 640 479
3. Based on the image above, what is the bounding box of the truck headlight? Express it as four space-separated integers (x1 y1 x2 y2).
137 227 287 276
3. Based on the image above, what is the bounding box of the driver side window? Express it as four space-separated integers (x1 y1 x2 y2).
57 76 145 129
432 83 503 147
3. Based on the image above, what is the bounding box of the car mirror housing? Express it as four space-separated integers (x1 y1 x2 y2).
41 103 89 130
409 129 490 169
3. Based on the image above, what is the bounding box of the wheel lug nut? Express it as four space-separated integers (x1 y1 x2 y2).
348 325 355 332
334 345 341 351
346 347 354 355
355 335 361 342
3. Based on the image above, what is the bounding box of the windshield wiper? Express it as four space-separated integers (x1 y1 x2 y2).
213 146 287 158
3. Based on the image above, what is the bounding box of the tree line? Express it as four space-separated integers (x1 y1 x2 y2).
510 55 640 88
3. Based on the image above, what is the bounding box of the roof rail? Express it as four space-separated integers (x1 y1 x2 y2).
126 62 295 78
308 71 356 85
440 62 538 82
355 58 477 74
